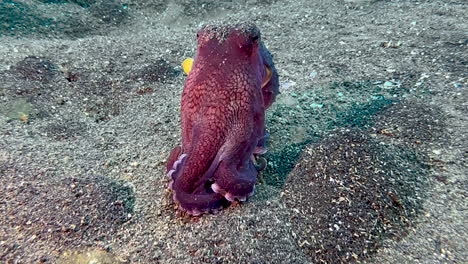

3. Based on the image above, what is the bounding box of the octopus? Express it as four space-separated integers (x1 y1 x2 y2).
166 22 279 216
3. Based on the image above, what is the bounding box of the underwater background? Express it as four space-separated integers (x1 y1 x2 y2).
0 0 466 263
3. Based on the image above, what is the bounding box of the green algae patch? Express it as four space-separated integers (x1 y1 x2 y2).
57 248 128 264
0 98 32 121
264 81 396 187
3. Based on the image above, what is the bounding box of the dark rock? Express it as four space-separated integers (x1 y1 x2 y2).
65 71 80 82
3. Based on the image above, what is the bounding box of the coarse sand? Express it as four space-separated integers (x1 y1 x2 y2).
0 0 466 263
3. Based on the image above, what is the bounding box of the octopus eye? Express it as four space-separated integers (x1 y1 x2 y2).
251 35 259 42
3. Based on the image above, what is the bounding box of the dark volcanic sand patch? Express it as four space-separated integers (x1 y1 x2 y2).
281 100 447 263
283 128 430 263
0 162 134 263
39 119 88 140
14 56 58 83
129 59 180 84
370 101 446 145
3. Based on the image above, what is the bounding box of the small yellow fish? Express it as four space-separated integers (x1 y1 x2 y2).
182 58 194 75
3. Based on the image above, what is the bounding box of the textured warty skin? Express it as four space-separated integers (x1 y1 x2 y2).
166 22 279 216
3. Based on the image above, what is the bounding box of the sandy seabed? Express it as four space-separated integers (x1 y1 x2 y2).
0 0 466 263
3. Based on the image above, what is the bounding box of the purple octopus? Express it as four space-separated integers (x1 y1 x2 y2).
166 22 279 215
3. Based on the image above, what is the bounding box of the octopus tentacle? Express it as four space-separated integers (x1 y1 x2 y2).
252 155 267 172
211 182 255 202
167 153 187 180
167 148 230 215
